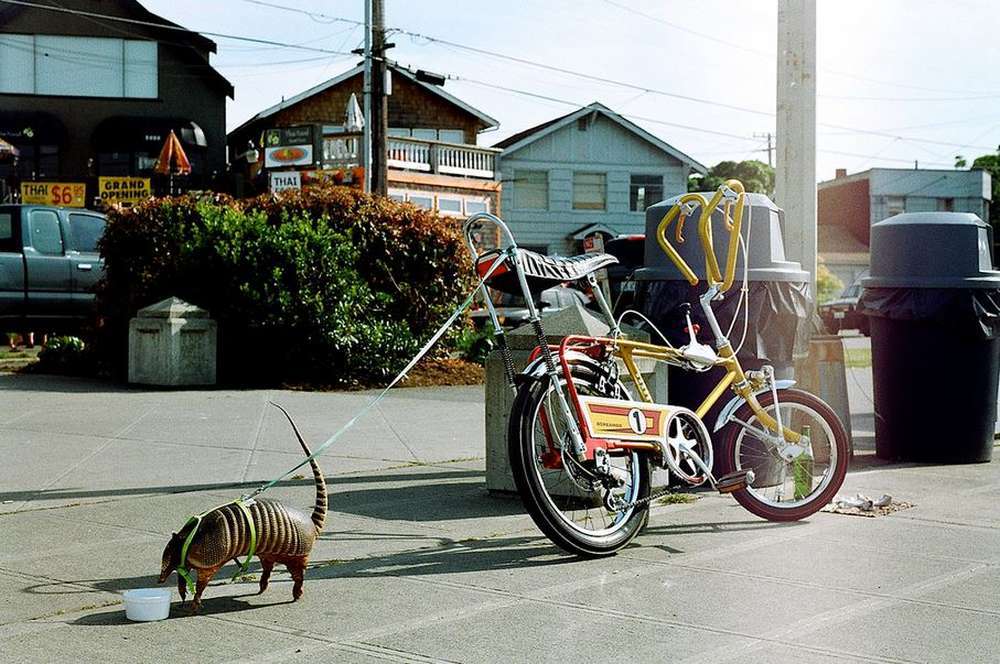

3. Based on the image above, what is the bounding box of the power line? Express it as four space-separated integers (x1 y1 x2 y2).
601 0 1000 97
452 75 956 168
225 0 1000 152
0 0 355 55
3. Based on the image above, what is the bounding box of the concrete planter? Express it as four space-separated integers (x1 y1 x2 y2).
128 297 217 386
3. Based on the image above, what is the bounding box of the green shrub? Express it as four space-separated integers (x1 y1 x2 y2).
28 335 95 376
96 186 473 385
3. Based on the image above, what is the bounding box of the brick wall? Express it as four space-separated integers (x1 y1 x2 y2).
818 176 871 245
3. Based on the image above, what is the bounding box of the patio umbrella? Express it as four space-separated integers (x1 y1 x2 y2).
344 93 364 132
154 130 192 175
0 137 19 161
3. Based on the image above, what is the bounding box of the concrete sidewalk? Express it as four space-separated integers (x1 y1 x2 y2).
1 370 999 663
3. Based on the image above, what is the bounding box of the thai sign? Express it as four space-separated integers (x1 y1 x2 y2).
269 170 301 192
98 176 151 206
20 181 87 208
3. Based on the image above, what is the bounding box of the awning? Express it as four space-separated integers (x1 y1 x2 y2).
0 137 19 160
92 117 208 151
570 222 619 240
0 111 67 145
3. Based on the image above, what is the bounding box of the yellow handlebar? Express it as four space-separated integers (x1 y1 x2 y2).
655 192 707 286
697 179 746 293
656 181 747 294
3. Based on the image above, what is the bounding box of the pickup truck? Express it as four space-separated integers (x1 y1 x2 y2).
0 205 107 332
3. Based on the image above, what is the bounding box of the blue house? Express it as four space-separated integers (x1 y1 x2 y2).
494 102 706 256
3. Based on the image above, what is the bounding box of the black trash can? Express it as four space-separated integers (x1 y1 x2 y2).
861 212 1000 463
634 193 811 429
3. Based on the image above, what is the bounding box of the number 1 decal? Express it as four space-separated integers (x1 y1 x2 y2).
627 408 648 435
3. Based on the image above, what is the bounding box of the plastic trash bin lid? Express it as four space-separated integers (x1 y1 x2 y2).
640 192 807 283
862 212 1000 289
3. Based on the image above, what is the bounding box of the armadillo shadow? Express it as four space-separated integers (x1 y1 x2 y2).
68 594 295 625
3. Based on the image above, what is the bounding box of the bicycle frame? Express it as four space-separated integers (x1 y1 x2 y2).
463 187 800 483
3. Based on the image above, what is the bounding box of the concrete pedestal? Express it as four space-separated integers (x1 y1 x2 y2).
128 297 217 386
485 303 668 493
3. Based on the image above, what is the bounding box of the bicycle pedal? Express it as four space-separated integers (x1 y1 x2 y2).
715 470 754 494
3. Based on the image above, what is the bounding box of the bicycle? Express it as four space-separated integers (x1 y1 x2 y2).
463 180 849 557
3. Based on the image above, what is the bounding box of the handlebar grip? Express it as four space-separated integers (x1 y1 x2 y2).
719 179 746 294
655 193 708 286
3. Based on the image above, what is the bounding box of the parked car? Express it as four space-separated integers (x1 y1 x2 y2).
0 205 107 333
819 272 869 335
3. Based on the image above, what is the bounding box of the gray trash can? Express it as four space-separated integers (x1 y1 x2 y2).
634 193 810 429
861 212 1000 463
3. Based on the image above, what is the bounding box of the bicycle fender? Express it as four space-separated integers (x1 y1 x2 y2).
712 380 796 433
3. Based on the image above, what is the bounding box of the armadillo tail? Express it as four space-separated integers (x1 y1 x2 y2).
269 402 327 533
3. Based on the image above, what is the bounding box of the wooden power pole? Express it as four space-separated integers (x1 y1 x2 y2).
370 0 390 196
775 0 817 306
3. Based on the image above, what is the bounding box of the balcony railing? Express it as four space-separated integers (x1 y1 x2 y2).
322 133 499 179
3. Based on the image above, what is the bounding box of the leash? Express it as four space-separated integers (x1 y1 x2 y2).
241 247 514 502
176 497 258 594
172 247 512 590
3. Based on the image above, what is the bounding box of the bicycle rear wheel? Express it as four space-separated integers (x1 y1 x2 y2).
721 388 849 521
508 362 650 556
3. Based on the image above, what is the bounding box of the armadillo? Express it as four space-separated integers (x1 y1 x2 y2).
158 403 327 611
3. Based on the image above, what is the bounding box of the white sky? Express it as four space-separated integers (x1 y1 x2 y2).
142 0 1000 181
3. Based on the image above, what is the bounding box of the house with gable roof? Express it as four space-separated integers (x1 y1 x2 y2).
494 102 706 256
228 62 502 217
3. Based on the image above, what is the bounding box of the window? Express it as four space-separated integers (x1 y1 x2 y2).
29 210 63 255
938 198 955 212
437 197 463 216
630 174 663 212
573 172 606 210
388 191 405 202
387 128 411 137
408 194 433 210
0 34 157 98
465 199 489 215
68 214 106 253
513 170 548 210
0 213 15 252
886 195 905 217
438 129 465 144
411 128 437 141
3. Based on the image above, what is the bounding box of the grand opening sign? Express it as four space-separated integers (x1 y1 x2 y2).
98 177 151 206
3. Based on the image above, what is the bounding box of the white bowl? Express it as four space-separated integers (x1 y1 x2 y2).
122 588 171 621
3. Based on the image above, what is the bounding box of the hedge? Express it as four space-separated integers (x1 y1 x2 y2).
96 186 474 385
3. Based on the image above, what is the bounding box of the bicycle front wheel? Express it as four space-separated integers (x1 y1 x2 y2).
508 363 650 557
722 388 849 521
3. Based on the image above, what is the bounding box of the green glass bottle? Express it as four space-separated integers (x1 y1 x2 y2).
793 425 814 500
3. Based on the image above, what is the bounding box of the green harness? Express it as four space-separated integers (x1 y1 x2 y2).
176 497 258 594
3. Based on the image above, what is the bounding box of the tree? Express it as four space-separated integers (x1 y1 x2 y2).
954 155 968 169
689 159 775 196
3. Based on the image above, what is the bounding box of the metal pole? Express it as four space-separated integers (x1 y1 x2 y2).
362 0 373 193
774 0 817 307
371 0 388 196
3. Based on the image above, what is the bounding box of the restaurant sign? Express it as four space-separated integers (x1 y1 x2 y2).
98 177 151 206
264 145 313 168
20 181 87 208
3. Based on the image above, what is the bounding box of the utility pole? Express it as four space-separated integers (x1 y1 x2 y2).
774 0 817 307
754 132 774 168
370 0 390 196
362 0 372 193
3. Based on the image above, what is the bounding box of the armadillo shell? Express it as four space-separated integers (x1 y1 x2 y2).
186 499 317 568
